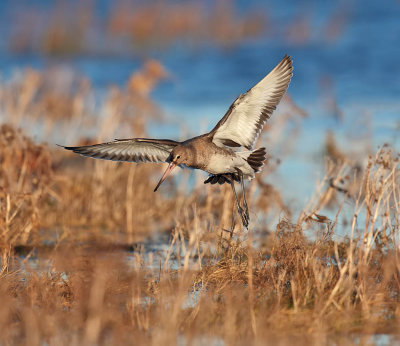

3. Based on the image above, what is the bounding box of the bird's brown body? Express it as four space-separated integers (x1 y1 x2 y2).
174 136 248 175
61 55 294 228
178 135 215 170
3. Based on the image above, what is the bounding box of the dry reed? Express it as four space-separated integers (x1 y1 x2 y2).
0 61 399 345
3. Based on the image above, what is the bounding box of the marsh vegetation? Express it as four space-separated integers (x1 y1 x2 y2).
0 59 399 345
1 1 400 345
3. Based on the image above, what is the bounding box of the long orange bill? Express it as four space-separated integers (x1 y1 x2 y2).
154 162 176 192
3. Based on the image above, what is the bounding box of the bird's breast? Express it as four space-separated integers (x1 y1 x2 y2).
204 153 238 175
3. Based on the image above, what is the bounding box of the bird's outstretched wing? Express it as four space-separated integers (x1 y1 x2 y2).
208 55 293 150
60 138 179 163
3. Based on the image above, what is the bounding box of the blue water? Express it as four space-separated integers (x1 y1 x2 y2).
0 0 399 204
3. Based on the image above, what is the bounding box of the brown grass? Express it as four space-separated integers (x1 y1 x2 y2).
8 0 265 56
0 62 399 345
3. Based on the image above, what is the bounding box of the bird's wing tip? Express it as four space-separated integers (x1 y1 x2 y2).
283 53 292 60
279 54 294 73
57 144 75 150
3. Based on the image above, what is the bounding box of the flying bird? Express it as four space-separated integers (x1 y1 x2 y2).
61 55 293 228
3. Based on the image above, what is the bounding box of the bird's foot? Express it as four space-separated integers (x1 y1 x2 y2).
242 199 249 220
238 205 249 229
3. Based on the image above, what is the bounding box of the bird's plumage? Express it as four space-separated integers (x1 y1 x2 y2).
61 55 294 228
61 138 179 163
62 55 292 167
208 54 293 150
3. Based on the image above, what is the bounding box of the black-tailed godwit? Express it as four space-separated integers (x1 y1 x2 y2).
61 55 293 228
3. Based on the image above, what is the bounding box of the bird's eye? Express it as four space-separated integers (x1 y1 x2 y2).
176 155 181 159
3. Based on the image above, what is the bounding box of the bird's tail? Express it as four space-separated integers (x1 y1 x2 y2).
245 147 267 173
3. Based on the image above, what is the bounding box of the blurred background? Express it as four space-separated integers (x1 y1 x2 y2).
1 0 399 209
1 2 400 342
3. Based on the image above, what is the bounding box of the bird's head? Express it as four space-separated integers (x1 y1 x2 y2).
169 146 189 165
153 146 188 192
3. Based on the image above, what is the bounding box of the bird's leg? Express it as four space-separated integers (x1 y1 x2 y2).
228 176 249 229
238 171 249 222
